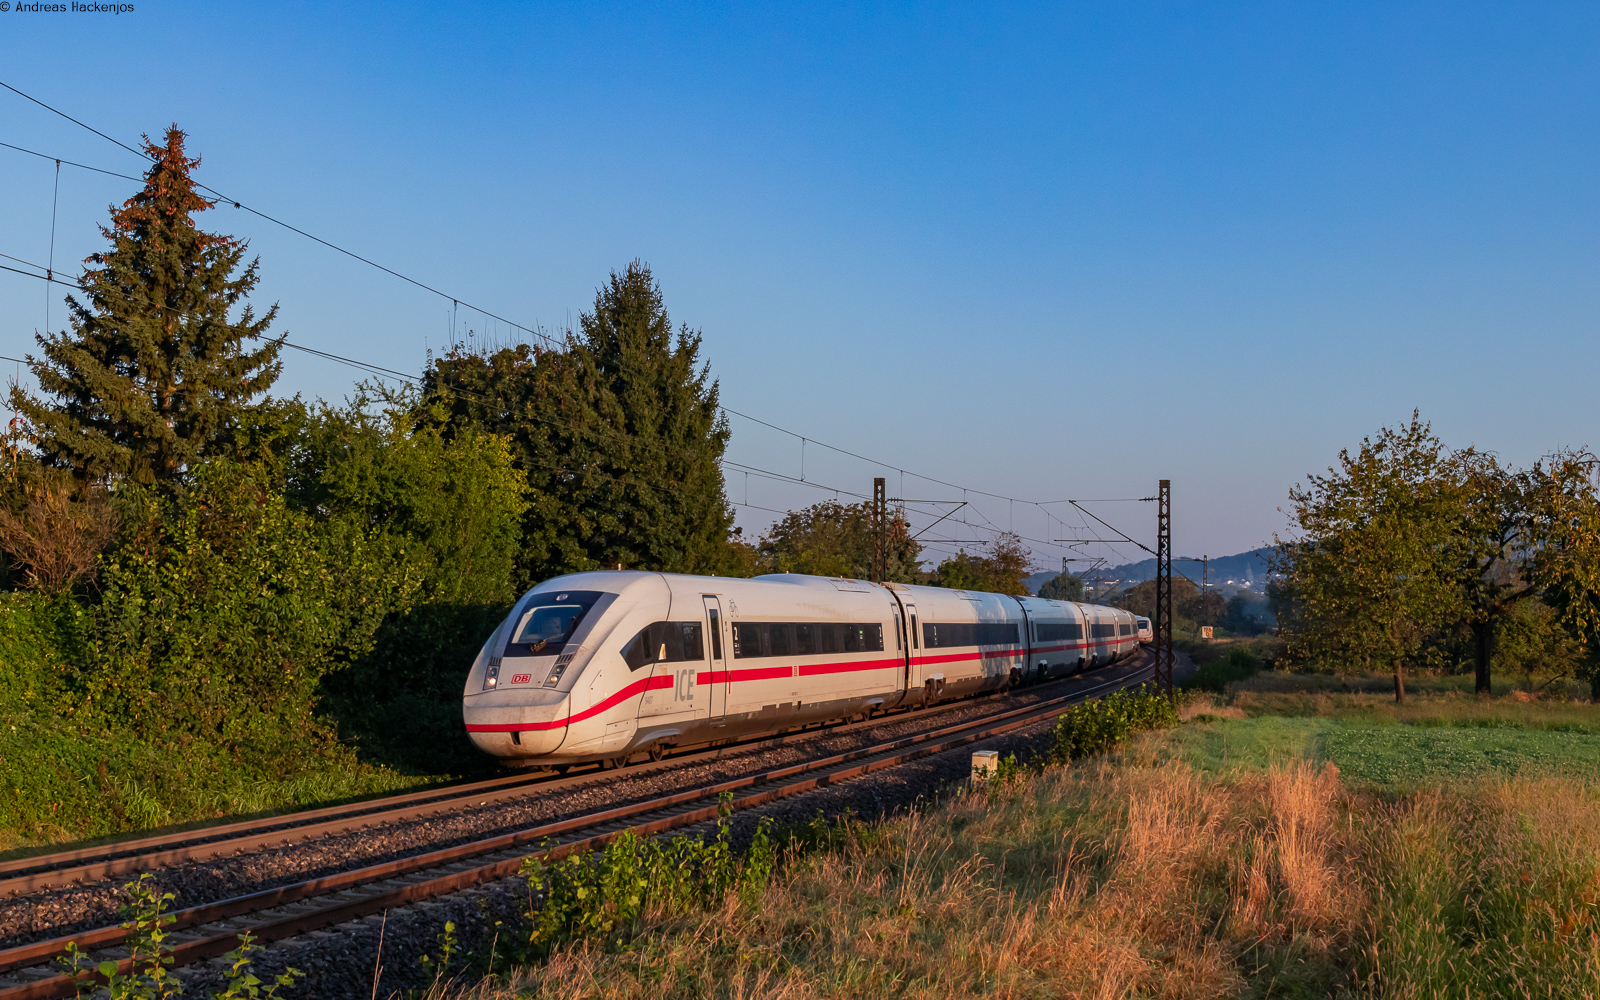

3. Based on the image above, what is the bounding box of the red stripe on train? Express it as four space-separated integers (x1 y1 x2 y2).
465 673 674 733
468 635 1135 733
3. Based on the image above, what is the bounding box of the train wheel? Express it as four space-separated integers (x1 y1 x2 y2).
600 755 627 771
648 742 666 763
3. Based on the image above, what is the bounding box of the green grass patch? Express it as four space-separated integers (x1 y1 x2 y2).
0 709 442 856
1324 725 1600 786
1141 714 1335 773
1146 711 1600 789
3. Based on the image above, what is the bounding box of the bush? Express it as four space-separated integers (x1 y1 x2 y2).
85 461 414 750
0 590 87 711
290 388 529 772
0 708 423 843
1183 647 1264 693
1046 685 1178 763
517 803 779 959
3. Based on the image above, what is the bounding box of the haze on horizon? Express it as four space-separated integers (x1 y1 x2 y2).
1 2 1594 572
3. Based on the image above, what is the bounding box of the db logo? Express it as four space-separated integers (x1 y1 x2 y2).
510 673 533 685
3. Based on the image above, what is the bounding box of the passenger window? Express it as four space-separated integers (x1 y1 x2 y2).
680 622 705 659
768 623 791 657
623 622 704 669
820 624 840 654
796 623 816 655
733 622 761 659
842 623 883 653
707 609 722 660
660 624 682 662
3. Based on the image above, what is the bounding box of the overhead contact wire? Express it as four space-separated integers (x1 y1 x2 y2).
1 82 1153 552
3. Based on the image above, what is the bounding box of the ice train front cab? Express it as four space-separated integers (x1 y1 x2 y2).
462 572 674 764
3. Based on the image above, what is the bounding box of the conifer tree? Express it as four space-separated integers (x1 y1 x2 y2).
562 261 734 573
11 126 283 485
424 261 736 583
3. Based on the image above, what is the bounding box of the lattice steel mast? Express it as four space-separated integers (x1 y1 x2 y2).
1154 479 1174 696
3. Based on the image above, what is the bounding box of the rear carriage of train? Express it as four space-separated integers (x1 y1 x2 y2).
1079 603 1139 663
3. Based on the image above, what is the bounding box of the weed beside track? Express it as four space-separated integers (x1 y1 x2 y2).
420 673 1600 1000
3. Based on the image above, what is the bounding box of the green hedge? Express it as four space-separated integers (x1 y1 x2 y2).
1046 685 1178 763
1182 647 1263 693
0 590 86 712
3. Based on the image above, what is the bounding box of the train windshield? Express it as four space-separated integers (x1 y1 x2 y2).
506 591 603 656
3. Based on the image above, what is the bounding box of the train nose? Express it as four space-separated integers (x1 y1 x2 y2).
463 689 570 760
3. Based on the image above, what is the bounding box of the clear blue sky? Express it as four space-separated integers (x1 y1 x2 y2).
2 3 1596 571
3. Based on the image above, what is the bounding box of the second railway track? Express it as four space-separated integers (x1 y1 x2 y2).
0 659 1155 999
0 661 1129 899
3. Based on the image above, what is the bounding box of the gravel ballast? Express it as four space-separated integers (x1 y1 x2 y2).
4 652 1180 996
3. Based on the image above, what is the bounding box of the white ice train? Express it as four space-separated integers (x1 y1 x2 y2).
462 571 1140 767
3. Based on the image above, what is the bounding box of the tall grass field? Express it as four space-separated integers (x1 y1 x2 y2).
426 673 1600 999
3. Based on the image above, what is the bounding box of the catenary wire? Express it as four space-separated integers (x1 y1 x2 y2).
2 129 1137 532
0 95 1163 558
6 260 1120 559
1 83 560 351
0 279 1158 563
0 122 1140 528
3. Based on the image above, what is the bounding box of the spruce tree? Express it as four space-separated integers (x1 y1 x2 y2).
564 260 734 573
11 126 283 485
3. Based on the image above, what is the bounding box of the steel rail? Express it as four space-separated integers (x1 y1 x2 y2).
0 667 1078 896
0 662 1154 998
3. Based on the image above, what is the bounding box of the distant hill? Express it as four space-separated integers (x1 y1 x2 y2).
1022 571 1057 594
1023 547 1272 595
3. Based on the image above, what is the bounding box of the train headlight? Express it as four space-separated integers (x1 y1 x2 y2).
545 652 575 688
484 656 502 690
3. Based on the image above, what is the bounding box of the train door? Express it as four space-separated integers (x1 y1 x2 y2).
903 601 919 689
1017 603 1035 683
702 596 728 723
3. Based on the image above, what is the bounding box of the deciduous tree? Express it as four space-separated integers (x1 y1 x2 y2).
1275 413 1463 702
756 499 922 582
1450 450 1542 693
1037 571 1084 601
1528 450 1600 699
935 533 1031 594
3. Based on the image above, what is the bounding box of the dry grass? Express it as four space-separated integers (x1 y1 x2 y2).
441 758 1367 999
1178 693 1248 721
1366 772 1600 999
429 706 1600 1000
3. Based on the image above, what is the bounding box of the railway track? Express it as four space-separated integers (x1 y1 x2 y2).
0 659 1155 999
0 663 1120 899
